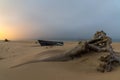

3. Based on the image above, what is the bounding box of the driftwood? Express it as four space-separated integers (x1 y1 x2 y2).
39 31 110 61
63 31 110 59
97 43 120 72
40 31 120 72
94 31 120 72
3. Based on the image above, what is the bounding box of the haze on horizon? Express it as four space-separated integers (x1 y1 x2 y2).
0 0 120 40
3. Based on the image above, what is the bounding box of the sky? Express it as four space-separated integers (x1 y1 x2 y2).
0 0 120 40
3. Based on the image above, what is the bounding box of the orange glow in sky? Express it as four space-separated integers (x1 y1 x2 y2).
0 25 17 40
0 24 41 40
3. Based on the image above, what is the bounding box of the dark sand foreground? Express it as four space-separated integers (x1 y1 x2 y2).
0 41 120 80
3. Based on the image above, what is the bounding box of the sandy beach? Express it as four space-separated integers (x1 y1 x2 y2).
0 41 120 80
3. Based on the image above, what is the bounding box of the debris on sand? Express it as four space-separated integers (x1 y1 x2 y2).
38 40 64 46
39 30 120 72
4 39 9 42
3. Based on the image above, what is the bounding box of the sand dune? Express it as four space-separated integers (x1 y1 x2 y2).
0 41 120 80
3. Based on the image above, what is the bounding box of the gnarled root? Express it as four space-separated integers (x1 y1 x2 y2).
97 55 120 72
